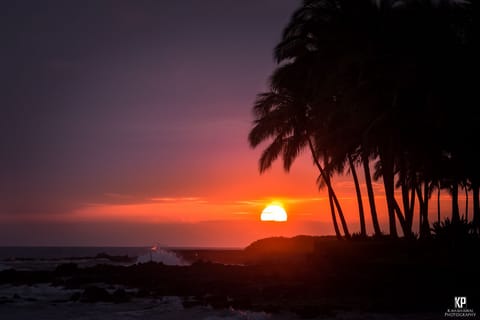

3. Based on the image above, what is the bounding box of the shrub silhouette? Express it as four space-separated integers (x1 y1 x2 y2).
431 217 475 241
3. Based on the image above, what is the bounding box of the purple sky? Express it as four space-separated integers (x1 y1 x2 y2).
1 1 331 247
1 1 299 212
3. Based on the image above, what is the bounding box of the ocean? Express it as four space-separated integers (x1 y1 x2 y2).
0 246 150 260
0 246 197 271
0 246 294 320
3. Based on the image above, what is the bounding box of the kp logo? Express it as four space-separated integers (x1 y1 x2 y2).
455 297 467 309
445 296 475 318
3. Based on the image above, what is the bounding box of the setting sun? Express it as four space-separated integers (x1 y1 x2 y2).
260 203 288 222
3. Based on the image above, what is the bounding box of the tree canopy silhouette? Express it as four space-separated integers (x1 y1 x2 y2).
249 0 476 238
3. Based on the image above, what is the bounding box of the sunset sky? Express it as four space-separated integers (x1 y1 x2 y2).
1 0 457 247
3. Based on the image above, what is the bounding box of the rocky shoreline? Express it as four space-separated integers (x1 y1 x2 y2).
1 236 479 318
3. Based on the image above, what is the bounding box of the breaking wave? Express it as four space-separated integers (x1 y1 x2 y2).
136 247 189 266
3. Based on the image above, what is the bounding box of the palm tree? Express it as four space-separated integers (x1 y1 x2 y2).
348 153 367 236
451 183 461 224
266 53 354 238
273 0 424 237
462 181 470 221
437 184 441 224
472 181 480 234
273 0 387 236
361 145 382 236
252 0 474 239
312 144 351 238
248 83 350 238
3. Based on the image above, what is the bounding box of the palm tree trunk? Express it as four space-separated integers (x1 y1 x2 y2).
362 150 381 236
464 184 469 221
472 181 480 234
401 179 409 223
326 172 351 239
424 182 431 237
380 149 398 237
437 184 441 223
328 181 342 239
401 175 415 234
415 183 430 238
409 185 415 230
451 183 460 224
421 182 431 237
419 191 423 236
393 198 409 237
348 154 366 237
308 138 350 238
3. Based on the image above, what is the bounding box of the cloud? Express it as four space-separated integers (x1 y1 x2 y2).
149 197 203 203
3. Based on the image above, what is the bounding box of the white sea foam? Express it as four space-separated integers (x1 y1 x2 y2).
136 248 189 266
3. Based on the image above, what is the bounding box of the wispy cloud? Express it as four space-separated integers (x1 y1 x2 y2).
283 197 326 204
149 197 204 203
235 197 327 206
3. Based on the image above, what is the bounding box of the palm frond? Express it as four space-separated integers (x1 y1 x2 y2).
282 133 308 172
373 159 383 181
252 92 290 118
259 136 285 173
249 100 293 148
248 119 290 148
275 0 339 63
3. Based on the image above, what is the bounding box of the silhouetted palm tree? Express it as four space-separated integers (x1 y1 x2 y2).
266 54 354 238
348 153 366 237
273 0 386 236
251 0 474 238
248 84 350 238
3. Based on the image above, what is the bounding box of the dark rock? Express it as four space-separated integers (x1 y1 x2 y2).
136 288 150 298
112 288 130 303
80 286 111 303
231 296 252 310
204 294 230 309
70 292 81 301
0 296 13 304
55 263 78 274
95 253 136 263
182 297 203 308
291 304 334 319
